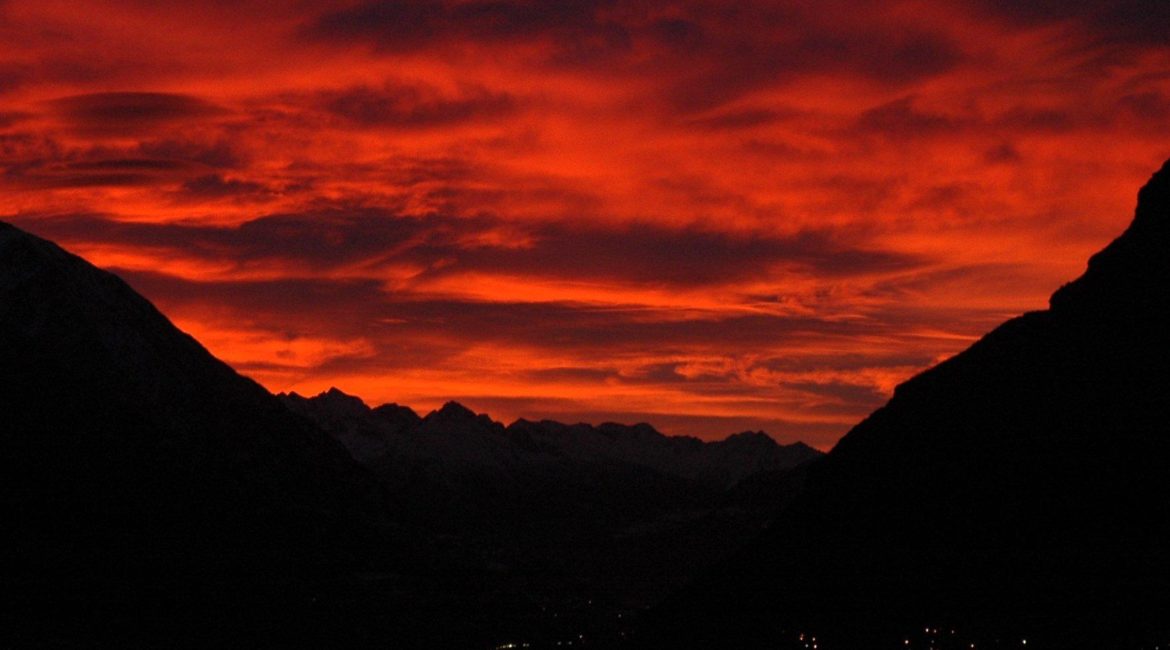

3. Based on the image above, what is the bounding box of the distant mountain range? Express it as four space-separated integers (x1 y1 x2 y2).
280 387 820 488
280 388 821 616
0 218 819 648
642 160 1170 648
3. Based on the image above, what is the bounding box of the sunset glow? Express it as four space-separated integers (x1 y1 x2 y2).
3 0 1168 446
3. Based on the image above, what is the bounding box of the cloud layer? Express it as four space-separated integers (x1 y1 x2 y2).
3 0 1169 446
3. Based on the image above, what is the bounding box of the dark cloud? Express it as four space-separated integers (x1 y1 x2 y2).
303 0 636 68
388 302 863 352
46 92 226 135
303 0 621 53
793 30 963 85
993 106 1081 132
304 1 964 112
757 350 939 373
0 110 32 127
850 95 1144 142
684 107 798 130
853 96 964 138
316 81 516 128
136 138 246 169
9 210 439 269
3 158 201 189
522 366 618 383
107 267 879 357
13 209 922 286
984 143 1022 164
442 221 921 285
662 24 964 111
974 0 1170 46
304 0 454 52
0 132 62 163
646 17 706 50
780 380 886 410
121 272 389 329
864 263 1038 303
0 62 28 95
178 174 273 200
1116 92 1170 122
388 156 478 186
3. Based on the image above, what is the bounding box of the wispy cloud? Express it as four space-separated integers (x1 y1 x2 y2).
2 0 1169 446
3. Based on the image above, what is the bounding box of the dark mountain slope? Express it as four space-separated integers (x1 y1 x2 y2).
0 223 476 647
644 159 1170 648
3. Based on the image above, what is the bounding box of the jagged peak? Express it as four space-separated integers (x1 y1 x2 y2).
372 402 419 417
596 421 662 439
783 440 821 453
280 379 824 452
316 386 367 405
431 400 477 420
723 430 776 444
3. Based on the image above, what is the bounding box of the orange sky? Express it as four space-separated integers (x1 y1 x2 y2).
2 0 1169 447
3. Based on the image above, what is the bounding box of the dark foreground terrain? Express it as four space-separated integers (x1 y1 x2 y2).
638 160 1170 648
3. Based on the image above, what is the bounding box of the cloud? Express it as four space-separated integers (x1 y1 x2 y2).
684 107 799 130
314 80 517 128
0 110 32 127
853 96 966 139
303 1 965 112
443 221 921 285
136 138 246 169
0 62 29 95
177 174 274 201
303 0 621 53
45 92 226 136
12 209 922 287
4 158 202 189
667 22 962 111
973 0 1170 46
5 0 1170 446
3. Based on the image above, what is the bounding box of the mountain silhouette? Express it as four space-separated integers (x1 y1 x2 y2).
282 388 820 486
0 223 485 647
642 160 1170 648
281 389 823 617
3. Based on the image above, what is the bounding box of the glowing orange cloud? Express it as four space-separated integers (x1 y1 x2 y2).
3 0 1169 447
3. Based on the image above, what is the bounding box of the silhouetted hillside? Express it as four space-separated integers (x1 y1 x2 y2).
643 161 1170 648
0 223 488 647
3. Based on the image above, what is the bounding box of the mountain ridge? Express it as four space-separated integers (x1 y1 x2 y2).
642 159 1170 648
280 386 821 487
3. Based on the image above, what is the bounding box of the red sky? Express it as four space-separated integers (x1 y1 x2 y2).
2 1 1168 448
